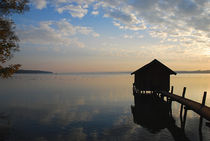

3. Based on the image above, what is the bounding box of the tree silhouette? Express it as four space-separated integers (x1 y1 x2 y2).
0 0 29 78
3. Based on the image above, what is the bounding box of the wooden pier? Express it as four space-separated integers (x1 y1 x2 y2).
159 90 210 121
133 85 209 121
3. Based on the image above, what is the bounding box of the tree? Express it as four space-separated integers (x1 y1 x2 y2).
0 0 29 78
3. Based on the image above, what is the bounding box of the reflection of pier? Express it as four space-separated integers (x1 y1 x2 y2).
131 94 190 141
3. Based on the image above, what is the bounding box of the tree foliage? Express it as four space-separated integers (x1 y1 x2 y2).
0 0 29 78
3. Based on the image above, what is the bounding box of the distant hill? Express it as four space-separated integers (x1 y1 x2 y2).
176 70 210 74
15 70 53 74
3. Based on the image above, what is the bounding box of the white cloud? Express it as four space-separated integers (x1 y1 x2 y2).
95 0 210 49
17 19 100 50
55 0 96 18
32 0 47 9
31 0 210 56
123 33 144 39
91 11 99 15
57 5 88 18
55 19 99 37
112 21 146 31
92 32 100 37
123 34 133 39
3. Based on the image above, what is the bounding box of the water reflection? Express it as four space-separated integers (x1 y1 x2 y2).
0 74 209 141
131 94 190 141
0 112 11 141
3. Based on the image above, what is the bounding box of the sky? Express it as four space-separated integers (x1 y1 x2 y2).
10 0 210 72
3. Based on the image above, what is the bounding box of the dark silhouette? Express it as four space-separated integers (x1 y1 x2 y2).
15 69 53 74
0 0 29 78
131 94 190 141
131 59 176 93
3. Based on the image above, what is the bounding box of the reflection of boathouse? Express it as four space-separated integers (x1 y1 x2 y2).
131 59 176 93
131 95 190 141
131 94 172 133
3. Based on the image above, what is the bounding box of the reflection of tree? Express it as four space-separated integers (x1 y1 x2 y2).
0 0 29 78
0 112 10 141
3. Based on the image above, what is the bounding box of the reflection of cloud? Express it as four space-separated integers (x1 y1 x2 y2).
8 104 134 140
40 108 96 126
33 137 48 141
56 128 87 141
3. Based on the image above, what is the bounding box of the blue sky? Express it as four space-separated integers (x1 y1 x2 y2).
10 0 210 72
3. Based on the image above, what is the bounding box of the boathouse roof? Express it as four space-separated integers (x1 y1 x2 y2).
131 59 176 75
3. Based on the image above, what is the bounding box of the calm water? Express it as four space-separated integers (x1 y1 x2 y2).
0 73 210 141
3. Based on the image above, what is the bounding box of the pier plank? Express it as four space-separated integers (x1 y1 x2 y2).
161 91 210 121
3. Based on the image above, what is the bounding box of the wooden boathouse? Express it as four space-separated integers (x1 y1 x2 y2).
131 59 210 124
131 59 176 93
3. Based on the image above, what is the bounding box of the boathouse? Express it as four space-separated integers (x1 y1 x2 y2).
131 59 176 92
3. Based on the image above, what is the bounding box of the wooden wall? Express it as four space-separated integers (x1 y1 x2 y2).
134 71 170 91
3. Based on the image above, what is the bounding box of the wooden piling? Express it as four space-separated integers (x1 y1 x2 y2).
181 107 188 130
171 86 174 94
202 92 207 106
199 92 207 133
161 91 210 121
180 87 186 120
167 86 174 102
182 87 186 98
199 116 203 131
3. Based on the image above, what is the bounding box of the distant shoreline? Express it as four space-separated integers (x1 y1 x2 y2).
57 71 210 75
15 70 210 74
15 70 53 74
176 70 210 74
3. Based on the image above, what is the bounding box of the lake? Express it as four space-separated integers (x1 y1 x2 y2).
0 73 210 141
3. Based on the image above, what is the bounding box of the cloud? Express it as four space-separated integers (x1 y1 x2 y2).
56 19 99 37
177 0 202 16
31 0 210 57
57 5 88 18
91 11 99 15
104 9 146 31
113 21 146 31
105 10 138 24
32 0 47 9
55 0 96 18
95 0 210 49
17 19 99 50
123 33 144 39
32 0 96 18
123 34 133 39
